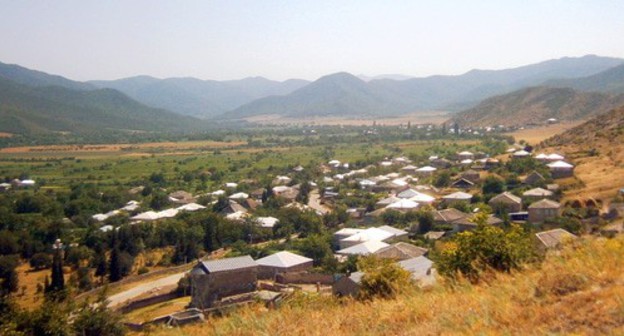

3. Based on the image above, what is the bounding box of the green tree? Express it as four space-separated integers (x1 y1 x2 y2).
47 246 65 294
0 255 19 296
482 176 505 195
73 292 125 336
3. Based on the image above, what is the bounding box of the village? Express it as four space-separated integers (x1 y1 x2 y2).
32 134 615 330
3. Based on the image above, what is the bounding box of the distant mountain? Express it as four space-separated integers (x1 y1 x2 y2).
545 64 624 94
449 87 624 127
221 55 623 120
223 72 421 119
0 61 95 91
358 74 414 81
0 76 205 134
90 76 310 118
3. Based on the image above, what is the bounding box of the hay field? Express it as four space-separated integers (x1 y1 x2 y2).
245 111 451 126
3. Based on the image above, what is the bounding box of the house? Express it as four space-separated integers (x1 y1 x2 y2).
512 150 531 159
333 228 365 248
375 196 401 209
401 165 418 174
332 271 364 297
255 216 279 229
338 227 396 249
386 199 419 211
528 199 561 223
522 187 554 201
433 208 470 226
272 186 299 202
424 231 446 240
397 256 436 285
535 228 577 250
374 242 428 260
220 200 248 216
273 175 292 185
452 214 504 233
189 256 258 309
249 188 266 201
228 192 249 200
358 179 377 189
377 225 409 239
457 151 475 161
176 203 207 212
547 161 574 179
431 158 453 169
461 170 481 183
336 240 390 256
450 178 474 189
488 192 522 213
523 171 545 185
255 251 313 279
415 166 437 176
0 183 11 192
168 191 196 204
442 191 473 204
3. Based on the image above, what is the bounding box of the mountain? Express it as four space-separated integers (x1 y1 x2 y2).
0 76 205 134
89 76 310 118
0 61 95 91
358 74 414 81
221 55 623 120
369 55 624 112
546 104 624 147
546 64 624 94
223 72 421 119
449 86 624 127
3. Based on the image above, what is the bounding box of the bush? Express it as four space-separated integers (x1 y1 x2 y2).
29 253 52 270
357 256 412 300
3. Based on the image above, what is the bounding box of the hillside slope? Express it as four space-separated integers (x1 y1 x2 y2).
0 77 206 134
0 61 94 91
546 63 624 94
149 235 624 335
541 105 624 201
450 87 624 127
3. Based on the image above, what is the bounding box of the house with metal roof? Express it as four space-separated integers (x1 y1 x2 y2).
190 255 258 309
488 192 523 213
374 242 428 260
336 240 390 256
256 251 313 279
535 228 577 250
528 199 561 223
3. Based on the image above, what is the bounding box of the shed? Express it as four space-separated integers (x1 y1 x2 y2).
256 251 313 279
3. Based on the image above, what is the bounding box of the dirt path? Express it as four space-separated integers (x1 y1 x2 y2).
106 272 186 308
308 189 330 215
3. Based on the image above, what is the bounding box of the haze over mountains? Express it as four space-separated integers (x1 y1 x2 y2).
1 54 624 134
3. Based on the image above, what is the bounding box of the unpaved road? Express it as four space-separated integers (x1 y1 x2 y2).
107 272 187 308
308 189 330 215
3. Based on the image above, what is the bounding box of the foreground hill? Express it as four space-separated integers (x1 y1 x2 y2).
90 76 310 118
222 55 623 120
449 87 624 127
0 76 206 134
540 105 624 201
150 235 624 335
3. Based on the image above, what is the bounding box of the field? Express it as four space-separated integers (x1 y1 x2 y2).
245 111 451 126
141 235 624 336
506 121 584 145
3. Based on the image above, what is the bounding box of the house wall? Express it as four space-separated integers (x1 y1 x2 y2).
332 276 360 297
190 267 258 309
528 208 560 224
488 200 522 213
258 261 314 280
276 271 335 285
550 168 574 179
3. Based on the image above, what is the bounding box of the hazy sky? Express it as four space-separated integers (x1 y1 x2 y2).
1 0 623 81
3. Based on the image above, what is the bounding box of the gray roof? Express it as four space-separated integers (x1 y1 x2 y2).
374 242 428 260
489 192 522 205
528 199 560 209
398 256 434 280
377 225 408 237
196 255 257 274
535 229 577 248
255 251 312 268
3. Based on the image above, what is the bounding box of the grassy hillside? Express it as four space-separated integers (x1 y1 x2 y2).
0 77 207 134
540 105 624 201
145 235 624 335
546 63 624 94
450 86 624 127
0 61 94 91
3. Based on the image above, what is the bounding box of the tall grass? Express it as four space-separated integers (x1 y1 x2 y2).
146 235 624 335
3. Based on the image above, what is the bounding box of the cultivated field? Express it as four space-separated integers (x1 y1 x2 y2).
506 121 584 145
245 111 451 126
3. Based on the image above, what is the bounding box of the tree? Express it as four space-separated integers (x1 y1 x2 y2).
433 171 451 188
416 208 434 234
47 245 65 294
296 182 312 204
436 213 536 282
0 255 19 296
357 256 412 300
73 291 125 336
482 176 505 195
108 245 122 283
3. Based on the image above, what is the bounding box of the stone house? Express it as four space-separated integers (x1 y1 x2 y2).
190 256 258 309
488 192 522 213
528 199 561 224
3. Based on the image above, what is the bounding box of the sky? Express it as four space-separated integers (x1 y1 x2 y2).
1 0 623 81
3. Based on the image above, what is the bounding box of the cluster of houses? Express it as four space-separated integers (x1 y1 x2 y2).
0 178 36 192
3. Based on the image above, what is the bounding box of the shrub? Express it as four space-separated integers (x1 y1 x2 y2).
29 253 52 270
357 256 412 300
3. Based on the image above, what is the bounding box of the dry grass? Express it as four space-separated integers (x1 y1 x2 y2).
245 111 450 126
124 297 191 324
141 235 624 336
507 121 584 145
0 132 13 138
